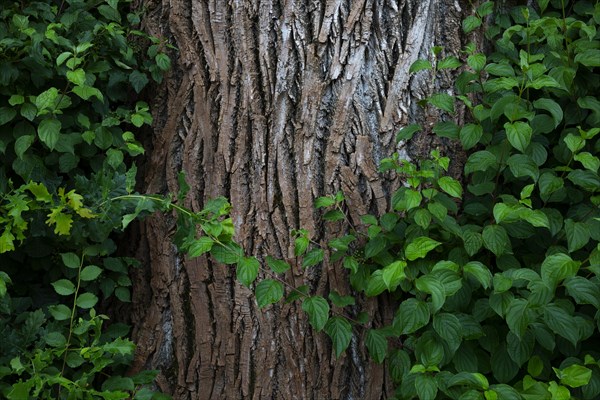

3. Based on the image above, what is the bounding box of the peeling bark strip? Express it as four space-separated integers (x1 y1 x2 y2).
132 1 467 399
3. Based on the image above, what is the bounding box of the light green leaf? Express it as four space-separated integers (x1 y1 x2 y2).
463 15 482 33
415 275 446 312
255 279 284 308
302 296 330 332
324 317 352 357
396 124 422 141
72 85 104 101
438 56 462 70
211 243 243 264
66 68 86 86
405 237 442 261
555 364 592 388
294 236 309 256
575 49 600 67
574 152 600 172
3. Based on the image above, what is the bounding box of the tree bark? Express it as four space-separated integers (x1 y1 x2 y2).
131 0 468 398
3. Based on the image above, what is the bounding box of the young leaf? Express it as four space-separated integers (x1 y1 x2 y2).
428 93 455 114
438 176 463 198
188 237 214 257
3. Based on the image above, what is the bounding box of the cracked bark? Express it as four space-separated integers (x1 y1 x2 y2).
131 0 470 398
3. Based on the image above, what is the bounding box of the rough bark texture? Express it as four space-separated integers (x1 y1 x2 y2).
131 1 468 399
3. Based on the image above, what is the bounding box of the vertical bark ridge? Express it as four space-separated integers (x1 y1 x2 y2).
133 0 467 398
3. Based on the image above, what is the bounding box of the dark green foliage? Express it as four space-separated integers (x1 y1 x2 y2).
0 0 173 398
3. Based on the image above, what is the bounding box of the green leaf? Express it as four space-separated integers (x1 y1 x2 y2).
382 260 406 291
302 296 330 332
61 252 80 269
415 374 438 400
314 196 335 208
567 170 600 192
541 253 580 287
574 152 600 173
505 299 529 338
504 121 532 152
48 304 71 320
324 317 352 357
35 87 59 113
555 364 592 388
266 256 290 273
80 265 102 281
364 236 387 259
211 243 243 264
343 256 359 274
328 291 355 307
564 276 600 308
302 248 324 268
467 53 486 72
462 230 483 256
463 261 492 289
72 85 104 101
129 70 149 93
404 189 422 211
236 256 259 287
66 69 86 86
463 15 482 33
294 236 309 256
365 270 387 297
574 49 600 67
14 135 35 159
564 219 590 252
76 292 98 309
365 329 388 363
415 275 446 312
533 98 563 128
482 225 510 257
394 298 430 334
438 56 462 70
155 53 171 71
409 59 433 74
45 331 67 347
564 133 585 153
433 313 462 353
465 151 497 175
405 237 442 261
397 124 422 141
38 118 61 150
460 123 483 150
255 279 284 308
507 154 539 181
433 121 460 139
428 93 455 114
438 176 462 198
544 303 579 346
188 237 214 257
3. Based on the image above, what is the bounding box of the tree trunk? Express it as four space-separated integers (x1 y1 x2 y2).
131 0 468 398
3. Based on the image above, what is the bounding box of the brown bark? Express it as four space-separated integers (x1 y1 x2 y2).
131 0 468 399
